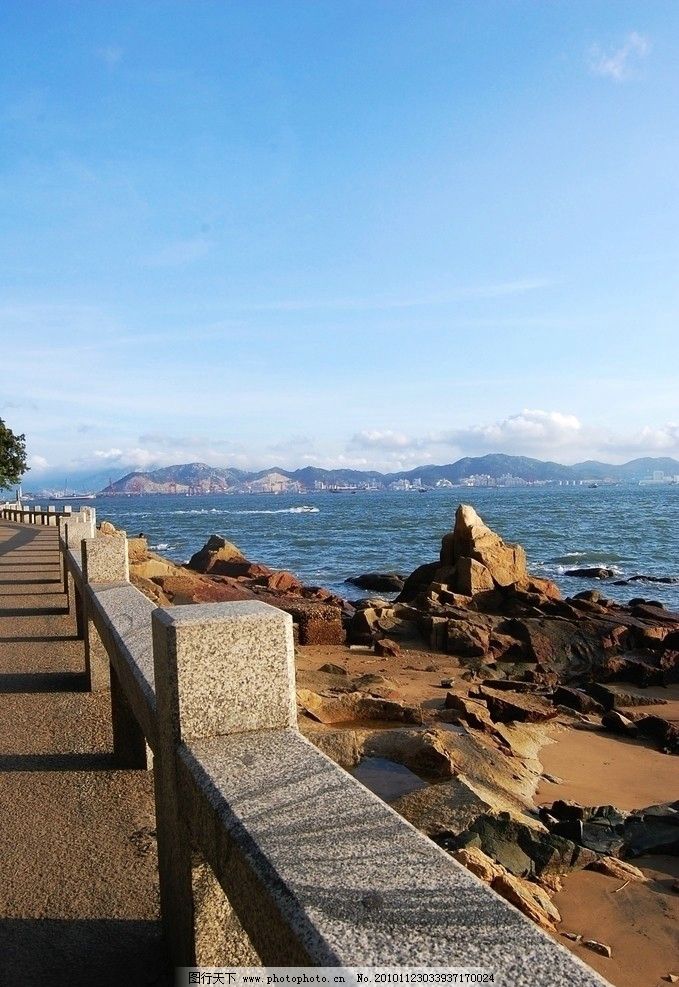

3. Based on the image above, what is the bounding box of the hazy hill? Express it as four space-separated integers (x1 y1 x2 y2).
99 454 679 494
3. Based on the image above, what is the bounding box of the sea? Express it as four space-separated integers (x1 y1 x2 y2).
87 485 679 611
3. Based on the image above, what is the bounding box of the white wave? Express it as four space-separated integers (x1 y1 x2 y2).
152 543 170 550
555 564 624 576
172 506 319 516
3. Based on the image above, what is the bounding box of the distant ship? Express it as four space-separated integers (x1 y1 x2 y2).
50 480 97 501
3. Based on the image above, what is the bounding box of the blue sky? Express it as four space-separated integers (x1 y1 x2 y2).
1 1 678 484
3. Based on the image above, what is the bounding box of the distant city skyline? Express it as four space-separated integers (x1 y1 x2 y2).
1 2 678 480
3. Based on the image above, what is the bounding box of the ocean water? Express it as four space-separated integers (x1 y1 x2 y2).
91 485 679 610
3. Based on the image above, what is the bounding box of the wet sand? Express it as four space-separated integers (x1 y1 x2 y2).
537 688 679 811
553 856 679 987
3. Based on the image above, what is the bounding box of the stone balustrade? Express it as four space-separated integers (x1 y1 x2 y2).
0 509 609 984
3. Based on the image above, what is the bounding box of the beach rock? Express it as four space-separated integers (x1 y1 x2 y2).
395 562 441 603
453 813 597 877
132 556 178 581
587 682 669 711
347 607 380 645
565 567 616 579
296 689 423 727
441 504 529 588
446 621 490 657
573 590 604 603
491 872 561 931
623 801 679 856
541 801 628 856
392 777 491 835
583 940 612 958
99 520 117 535
127 536 149 563
346 572 405 592
155 572 256 605
587 856 646 881
260 570 302 592
635 715 679 754
444 693 495 733
451 846 505 883
318 662 348 676
476 686 558 724
455 557 495 595
552 686 603 715
601 710 638 737
304 728 366 770
365 729 455 780
187 535 246 573
374 637 401 658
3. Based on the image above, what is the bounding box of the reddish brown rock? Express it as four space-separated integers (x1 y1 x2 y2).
262 570 303 592
476 686 558 724
187 534 246 573
374 637 402 658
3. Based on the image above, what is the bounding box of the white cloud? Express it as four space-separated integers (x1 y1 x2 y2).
93 447 124 461
350 430 418 450
28 454 49 470
442 409 585 456
601 423 679 457
589 32 650 82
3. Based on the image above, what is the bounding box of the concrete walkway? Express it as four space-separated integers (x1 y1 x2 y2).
0 522 169 986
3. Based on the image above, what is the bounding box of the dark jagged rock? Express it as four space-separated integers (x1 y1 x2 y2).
540 799 679 859
346 572 405 592
635 715 679 754
553 686 604 715
601 710 638 737
624 801 679 857
449 813 597 877
564 567 616 579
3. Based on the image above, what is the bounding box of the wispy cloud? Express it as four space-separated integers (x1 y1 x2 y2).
589 32 651 82
236 279 556 313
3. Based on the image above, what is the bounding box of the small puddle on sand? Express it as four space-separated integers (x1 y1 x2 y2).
351 757 428 801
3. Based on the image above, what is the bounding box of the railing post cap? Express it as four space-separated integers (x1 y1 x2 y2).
152 600 296 740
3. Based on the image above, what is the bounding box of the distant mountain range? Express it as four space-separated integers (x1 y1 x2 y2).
99 455 679 494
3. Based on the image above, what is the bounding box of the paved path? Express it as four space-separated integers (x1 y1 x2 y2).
0 522 169 986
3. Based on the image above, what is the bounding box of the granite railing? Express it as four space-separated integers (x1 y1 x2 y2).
0 509 607 983
1 502 72 524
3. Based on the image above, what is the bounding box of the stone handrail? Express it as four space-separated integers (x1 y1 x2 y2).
2 511 608 982
1 502 73 525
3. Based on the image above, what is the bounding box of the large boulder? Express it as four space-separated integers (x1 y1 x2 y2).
187 534 246 573
441 505 529 588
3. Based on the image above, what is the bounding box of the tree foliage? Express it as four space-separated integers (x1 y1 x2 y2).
0 419 29 490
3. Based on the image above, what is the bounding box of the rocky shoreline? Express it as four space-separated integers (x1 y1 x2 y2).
101 505 678 985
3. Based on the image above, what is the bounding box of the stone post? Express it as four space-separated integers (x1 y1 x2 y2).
61 517 97 636
47 505 56 526
82 534 129 692
151 600 296 969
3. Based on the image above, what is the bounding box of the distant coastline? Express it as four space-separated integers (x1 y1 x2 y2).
26 452 679 498
100 454 679 496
